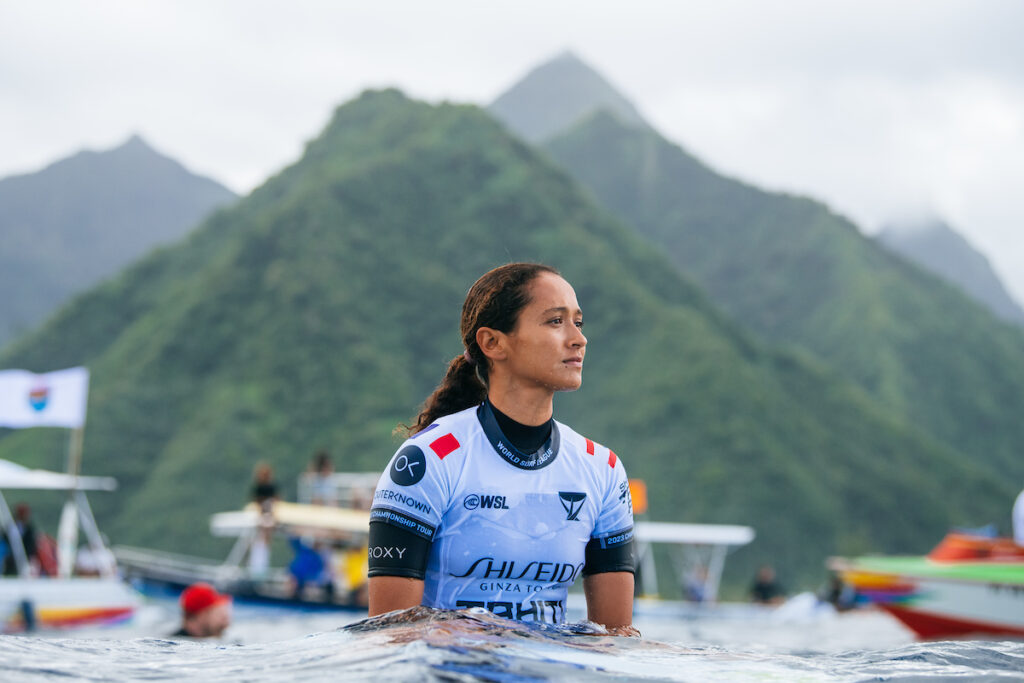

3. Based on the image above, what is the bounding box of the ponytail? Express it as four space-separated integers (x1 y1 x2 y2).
400 262 559 437
406 354 486 436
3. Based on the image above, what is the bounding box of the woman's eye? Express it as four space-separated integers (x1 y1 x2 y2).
575 320 585 329
548 317 563 325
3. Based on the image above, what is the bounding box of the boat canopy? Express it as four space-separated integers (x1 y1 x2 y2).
210 501 371 538
633 521 756 604
635 521 755 546
0 459 117 491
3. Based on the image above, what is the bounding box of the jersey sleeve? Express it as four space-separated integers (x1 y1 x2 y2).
583 450 636 576
368 437 451 579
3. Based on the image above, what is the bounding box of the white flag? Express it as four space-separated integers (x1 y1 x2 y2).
0 367 89 429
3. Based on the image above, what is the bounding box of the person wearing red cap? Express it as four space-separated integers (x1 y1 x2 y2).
170 582 232 638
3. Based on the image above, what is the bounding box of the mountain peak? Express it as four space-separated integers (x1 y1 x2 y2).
489 51 648 143
116 133 152 152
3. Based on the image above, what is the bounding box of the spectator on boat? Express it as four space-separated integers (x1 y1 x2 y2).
683 565 708 603
249 463 278 578
2 503 38 576
307 451 337 506
1014 486 1024 545
170 582 232 639
287 536 336 599
823 572 856 612
750 565 786 604
251 463 279 510
366 264 638 636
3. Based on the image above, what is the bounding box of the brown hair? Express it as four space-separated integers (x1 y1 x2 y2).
405 263 559 435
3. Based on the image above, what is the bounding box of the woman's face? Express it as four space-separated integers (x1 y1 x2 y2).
501 273 587 393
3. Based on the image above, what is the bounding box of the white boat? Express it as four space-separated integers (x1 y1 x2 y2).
116 477 374 612
0 459 141 632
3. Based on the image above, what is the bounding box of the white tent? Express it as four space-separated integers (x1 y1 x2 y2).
0 459 116 491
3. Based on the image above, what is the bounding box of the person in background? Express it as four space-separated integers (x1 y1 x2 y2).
1014 486 1024 545
169 582 232 639
251 463 279 509
2 503 38 576
750 565 786 604
308 451 337 506
249 463 278 577
287 536 332 600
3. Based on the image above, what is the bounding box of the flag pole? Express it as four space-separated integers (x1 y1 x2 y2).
66 427 84 477
57 425 85 578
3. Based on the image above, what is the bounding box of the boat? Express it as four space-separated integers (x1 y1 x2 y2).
1 367 142 632
115 477 374 612
0 459 142 632
829 532 1024 639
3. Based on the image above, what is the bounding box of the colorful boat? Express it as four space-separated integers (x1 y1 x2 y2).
830 533 1024 640
0 459 141 632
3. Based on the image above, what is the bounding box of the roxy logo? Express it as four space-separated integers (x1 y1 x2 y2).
368 546 407 559
464 494 511 510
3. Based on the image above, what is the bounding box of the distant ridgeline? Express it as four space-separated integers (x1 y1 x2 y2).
0 89 1012 594
876 220 1024 328
489 53 1024 492
0 136 236 350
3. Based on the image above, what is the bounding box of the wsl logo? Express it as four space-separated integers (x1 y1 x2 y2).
27 385 49 412
464 494 510 510
558 492 586 521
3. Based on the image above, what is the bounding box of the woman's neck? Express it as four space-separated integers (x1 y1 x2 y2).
486 386 553 426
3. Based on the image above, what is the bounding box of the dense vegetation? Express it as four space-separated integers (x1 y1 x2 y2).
0 92 1013 596
0 135 236 349
541 110 1024 483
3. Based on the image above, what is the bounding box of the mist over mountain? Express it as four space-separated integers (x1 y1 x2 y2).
877 219 1024 327
0 135 236 349
488 54 1024 484
0 91 1011 593
489 51 649 143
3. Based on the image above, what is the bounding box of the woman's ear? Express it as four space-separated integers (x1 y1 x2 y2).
476 327 508 362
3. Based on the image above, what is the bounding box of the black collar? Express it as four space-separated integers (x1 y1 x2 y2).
477 400 560 470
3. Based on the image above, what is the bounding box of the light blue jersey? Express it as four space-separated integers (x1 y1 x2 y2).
369 402 634 624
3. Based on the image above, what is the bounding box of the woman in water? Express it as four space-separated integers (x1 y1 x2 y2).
367 263 637 635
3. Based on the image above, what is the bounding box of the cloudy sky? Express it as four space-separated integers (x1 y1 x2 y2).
3 1 1022 304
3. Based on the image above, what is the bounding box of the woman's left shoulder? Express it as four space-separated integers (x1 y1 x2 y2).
555 421 624 472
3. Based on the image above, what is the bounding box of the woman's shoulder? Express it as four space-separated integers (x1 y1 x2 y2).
412 404 479 438
395 404 481 458
555 421 623 471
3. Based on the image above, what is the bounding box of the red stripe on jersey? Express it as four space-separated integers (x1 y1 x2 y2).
607 450 617 468
585 438 595 455
429 433 460 459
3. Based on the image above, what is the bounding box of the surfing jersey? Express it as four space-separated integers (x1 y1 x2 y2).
368 402 635 624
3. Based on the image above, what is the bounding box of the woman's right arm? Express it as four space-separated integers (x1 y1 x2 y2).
368 576 425 616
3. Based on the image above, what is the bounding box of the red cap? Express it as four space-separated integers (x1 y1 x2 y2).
180 582 230 616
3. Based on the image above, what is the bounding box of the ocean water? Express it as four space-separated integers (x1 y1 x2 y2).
2 599 1023 681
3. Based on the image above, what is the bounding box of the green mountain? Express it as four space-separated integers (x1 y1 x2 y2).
0 135 237 349
0 91 1011 593
490 51 649 143
492 58 1024 482
877 219 1024 327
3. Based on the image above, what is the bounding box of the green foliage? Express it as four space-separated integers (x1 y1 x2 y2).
544 111 1024 481
0 92 1013 594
